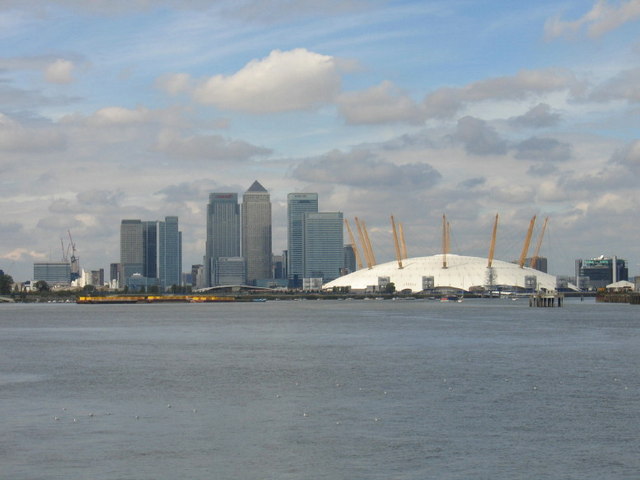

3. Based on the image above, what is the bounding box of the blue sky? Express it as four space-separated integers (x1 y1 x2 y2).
1 0 639 282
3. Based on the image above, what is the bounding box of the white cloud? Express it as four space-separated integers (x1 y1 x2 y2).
0 248 46 262
589 67 640 102
89 106 153 125
292 149 441 189
423 69 580 119
453 116 507 156
489 183 536 204
192 48 342 113
44 58 75 83
156 72 192 95
592 192 636 213
508 103 562 128
0 113 66 152
59 106 187 133
337 81 423 125
545 0 640 39
154 129 272 161
515 137 572 162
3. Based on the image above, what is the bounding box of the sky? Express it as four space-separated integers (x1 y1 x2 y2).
1 0 639 282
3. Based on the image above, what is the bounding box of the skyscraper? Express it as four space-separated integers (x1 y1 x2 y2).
344 244 356 274
157 216 181 289
120 217 182 290
120 219 144 282
142 220 158 279
287 193 318 287
205 193 240 286
242 181 272 285
302 212 344 283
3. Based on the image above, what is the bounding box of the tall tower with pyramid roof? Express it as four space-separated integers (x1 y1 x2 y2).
242 181 272 284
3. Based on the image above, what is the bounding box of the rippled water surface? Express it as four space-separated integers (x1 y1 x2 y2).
1 298 638 479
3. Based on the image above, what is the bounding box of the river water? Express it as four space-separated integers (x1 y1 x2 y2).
1 298 638 479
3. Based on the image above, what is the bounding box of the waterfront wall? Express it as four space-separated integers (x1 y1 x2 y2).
596 292 639 305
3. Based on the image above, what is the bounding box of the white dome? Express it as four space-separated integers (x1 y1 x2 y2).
324 254 556 293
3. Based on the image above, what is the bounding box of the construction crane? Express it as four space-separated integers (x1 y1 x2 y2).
67 230 80 280
60 238 68 262
68 230 77 264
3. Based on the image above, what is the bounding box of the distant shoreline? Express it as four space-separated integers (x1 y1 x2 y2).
3 291 598 304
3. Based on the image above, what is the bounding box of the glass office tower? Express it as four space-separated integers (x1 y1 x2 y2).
205 193 240 286
121 217 181 290
242 181 272 285
287 193 318 288
302 212 344 283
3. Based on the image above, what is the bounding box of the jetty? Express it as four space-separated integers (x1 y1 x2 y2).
529 291 564 307
596 291 640 305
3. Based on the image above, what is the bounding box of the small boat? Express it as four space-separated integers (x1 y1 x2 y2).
440 295 463 303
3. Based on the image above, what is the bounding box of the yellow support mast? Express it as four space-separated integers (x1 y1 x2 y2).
362 220 377 266
442 214 448 269
530 216 548 271
390 215 403 269
354 217 373 269
344 218 363 270
398 222 408 260
487 213 499 268
518 215 537 268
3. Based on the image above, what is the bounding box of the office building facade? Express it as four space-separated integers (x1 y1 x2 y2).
302 212 344 283
214 257 246 286
344 244 356 274
90 269 105 287
33 262 71 287
575 256 628 290
287 193 318 287
205 193 240 286
156 216 181 289
242 181 272 285
120 219 144 282
120 217 182 290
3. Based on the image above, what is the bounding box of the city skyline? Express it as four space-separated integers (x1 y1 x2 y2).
1 1 639 282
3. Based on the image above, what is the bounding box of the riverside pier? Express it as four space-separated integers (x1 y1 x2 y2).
529 291 564 307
